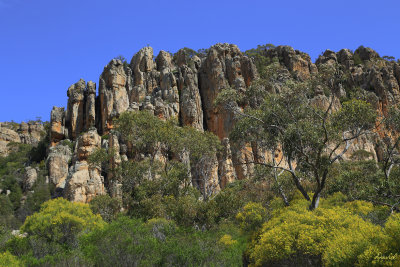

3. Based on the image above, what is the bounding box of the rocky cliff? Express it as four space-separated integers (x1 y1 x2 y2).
44 43 400 202
0 121 44 157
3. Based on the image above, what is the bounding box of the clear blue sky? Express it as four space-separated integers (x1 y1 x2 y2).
1 0 399 122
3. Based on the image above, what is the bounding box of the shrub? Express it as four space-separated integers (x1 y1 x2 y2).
0 251 22 266
248 198 388 267
236 202 267 233
385 213 400 253
80 216 244 267
89 195 121 222
21 198 105 249
80 216 161 266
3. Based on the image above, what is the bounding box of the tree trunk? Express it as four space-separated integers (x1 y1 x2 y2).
310 191 320 210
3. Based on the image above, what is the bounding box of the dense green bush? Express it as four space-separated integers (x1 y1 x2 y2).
80 216 245 267
0 251 23 266
89 195 121 223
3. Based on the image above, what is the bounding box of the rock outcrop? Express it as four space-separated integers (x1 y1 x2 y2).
199 43 257 138
64 129 105 202
47 143 72 191
50 107 66 146
40 43 400 202
23 166 38 191
99 60 129 133
66 79 85 140
0 121 44 157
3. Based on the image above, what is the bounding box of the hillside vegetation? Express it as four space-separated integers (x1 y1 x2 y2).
1 43 400 266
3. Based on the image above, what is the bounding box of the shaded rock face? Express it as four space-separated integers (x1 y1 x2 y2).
66 79 86 140
85 81 96 130
64 129 105 203
50 107 66 146
178 60 203 130
199 43 257 138
191 153 220 198
0 121 44 156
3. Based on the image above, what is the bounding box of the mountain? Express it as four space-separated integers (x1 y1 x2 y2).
15 43 394 203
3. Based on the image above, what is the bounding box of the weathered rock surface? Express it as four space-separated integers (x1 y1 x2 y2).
178 63 203 130
85 81 96 130
64 161 105 203
47 143 72 190
50 107 66 146
0 123 21 156
23 166 38 191
199 43 257 138
40 43 400 202
265 45 318 80
99 60 129 133
64 129 105 202
66 79 85 140
315 46 400 161
218 138 236 188
0 121 44 156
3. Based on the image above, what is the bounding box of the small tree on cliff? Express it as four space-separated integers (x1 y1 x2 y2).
219 81 376 210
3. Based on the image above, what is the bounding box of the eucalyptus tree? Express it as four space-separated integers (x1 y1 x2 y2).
219 81 376 210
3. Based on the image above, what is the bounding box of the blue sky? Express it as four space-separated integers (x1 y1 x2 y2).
0 0 399 122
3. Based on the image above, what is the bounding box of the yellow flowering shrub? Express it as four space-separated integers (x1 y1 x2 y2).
385 213 400 252
236 202 267 232
248 198 390 267
219 234 238 246
0 251 22 267
21 198 105 247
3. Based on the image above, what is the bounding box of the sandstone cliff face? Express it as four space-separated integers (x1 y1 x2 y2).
199 43 257 138
99 59 129 133
45 43 400 202
265 45 318 80
64 129 105 202
50 107 66 146
47 143 72 191
315 46 400 160
0 121 44 157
